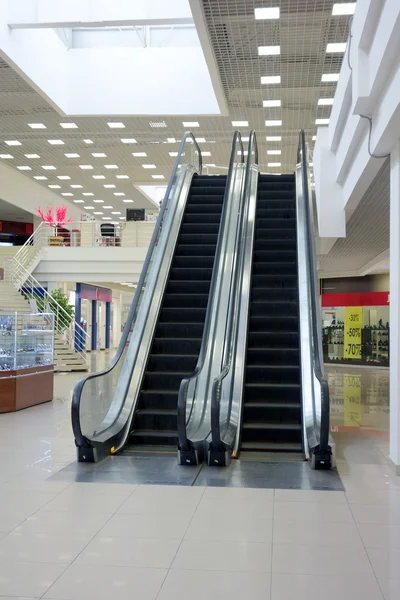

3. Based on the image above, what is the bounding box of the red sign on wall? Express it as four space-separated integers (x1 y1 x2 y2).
322 291 390 307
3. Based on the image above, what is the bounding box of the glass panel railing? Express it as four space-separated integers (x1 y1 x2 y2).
296 130 333 468
208 131 259 466
177 132 246 465
72 133 202 462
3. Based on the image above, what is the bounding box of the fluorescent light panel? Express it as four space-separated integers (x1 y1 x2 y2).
326 43 347 53
47 139 64 145
142 164 156 169
65 153 80 158
268 162 281 167
92 152 107 157
132 152 147 157
79 165 93 169
263 100 281 107
265 120 282 126
258 45 280 56
42 165 56 170
332 3 356 16
316 118 330 125
121 138 137 144
107 122 125 128
60 122 78 129
28 123 46 129
232 120 248 126
25 154 40 158
5 140 21 146
254 7 280 19
266 136 282 141
261 75 281 84
267 150 281 155
0 154 13 159
318 98 334 105
104 164 118 169
182 121 199 127
322 73 340 82
116 175 130 179
17 166 31 170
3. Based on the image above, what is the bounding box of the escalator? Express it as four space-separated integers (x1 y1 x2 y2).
71 132 242 463
241 174 303 454
130 175 226 448
209 131 333 469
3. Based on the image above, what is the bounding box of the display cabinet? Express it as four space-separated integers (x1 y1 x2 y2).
0 312 54 412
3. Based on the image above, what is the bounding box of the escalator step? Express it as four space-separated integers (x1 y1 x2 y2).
163 294 209 308
249 316 299 332
246 348 299 366
248 331 299 348
130 430 178 445
152 338 202 354
156 323 205 338
166 280 210 294
139 390 178 410
246 364 300 385
244 383 301 403
147 354 198 372
175 244 217 257
251 288 298 302
252 262 297 275
169 268 213 281
241 441 303 452
159 307 207 322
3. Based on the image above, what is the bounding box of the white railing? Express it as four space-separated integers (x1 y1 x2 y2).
4 258 89 366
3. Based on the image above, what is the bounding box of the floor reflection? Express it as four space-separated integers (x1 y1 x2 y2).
326 364 389 465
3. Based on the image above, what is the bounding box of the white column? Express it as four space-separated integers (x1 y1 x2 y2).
390 140 400 474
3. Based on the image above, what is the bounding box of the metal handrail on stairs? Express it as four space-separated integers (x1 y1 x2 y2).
3 258 89 368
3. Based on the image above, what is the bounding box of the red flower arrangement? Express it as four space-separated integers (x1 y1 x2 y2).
36 205 72 227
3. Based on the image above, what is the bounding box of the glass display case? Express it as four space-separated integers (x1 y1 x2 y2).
0 312 54 371
0 311 54 413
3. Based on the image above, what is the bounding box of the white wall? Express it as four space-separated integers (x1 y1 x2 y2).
313 0 400 250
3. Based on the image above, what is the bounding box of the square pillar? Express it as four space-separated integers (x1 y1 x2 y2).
390 141 400 474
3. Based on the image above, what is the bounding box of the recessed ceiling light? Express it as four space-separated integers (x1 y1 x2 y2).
103 205 113 209
93 212 103 215
57 175 71 180
116 175 130 179
266 136 282 141
92 152 107 158
332 2 356 16
241 137 249 142
322 73 340 82
0 154 13 159
316 118 330 125
104 184 116 188
65 153 80 158
263 100 281 107
111 211 122 215
48 184 61 189
34 175 47 180
17 165 31 170
326 43 347 53
4 140 21 146
120 138 137 144
132 152 147 157
93 200 104 203
83 139 93 144
28 123 46 129
318 98 334 105
142 164 156 169
120 217 126 220
104 164 118 169
24 153 40 159
152 175 165 179
60 122 78 129
83 192 94 196
123 199 134 203
71 184 83 189
232 120 248 126
268 162 281 167
107 122 125 128
255 7 280 19
182 121 199 127
79 165 93 169
169 152 178 157
312 135 317 141
167 138 176 143
265 120 282 126
196 137 206 143
42 165 56 170
267 150 281 155
102 217 112 220
201 151 211 156
261 75 281 85
258 46 280 56
114 192 125 196
47 139 64 145
74 200 84 203
84 206 94 210
149 121 167 128
62 192 74 196
92 175 105 179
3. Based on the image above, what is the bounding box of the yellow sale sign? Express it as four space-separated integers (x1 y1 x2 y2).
344 306 363 359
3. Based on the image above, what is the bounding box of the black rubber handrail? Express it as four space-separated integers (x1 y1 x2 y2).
177 131 244 457
210 131 258 452
297 130 330 453
71 132 202 451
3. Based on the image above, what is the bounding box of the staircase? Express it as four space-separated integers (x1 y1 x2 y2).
242 173 303 454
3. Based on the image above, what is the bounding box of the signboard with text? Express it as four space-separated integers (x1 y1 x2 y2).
344 306 363 359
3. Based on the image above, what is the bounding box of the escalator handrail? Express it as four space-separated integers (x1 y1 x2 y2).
71 132 202 449
177 131 245 452
297 129 330 452
210 131 258 448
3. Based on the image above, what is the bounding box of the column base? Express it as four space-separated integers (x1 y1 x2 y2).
389 457 400 476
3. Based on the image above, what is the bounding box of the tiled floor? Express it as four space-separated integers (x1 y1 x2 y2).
0 357 397 599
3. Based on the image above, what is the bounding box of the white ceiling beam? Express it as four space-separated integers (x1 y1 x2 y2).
8 0 193 29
